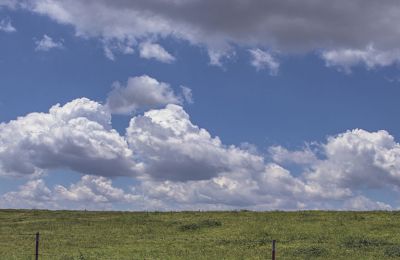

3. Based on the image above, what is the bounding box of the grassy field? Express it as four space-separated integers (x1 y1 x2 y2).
1 210 400 259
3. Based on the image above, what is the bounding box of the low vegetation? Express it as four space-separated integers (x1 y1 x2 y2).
0 210 399 259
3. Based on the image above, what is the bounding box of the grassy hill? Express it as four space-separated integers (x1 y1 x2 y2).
1 210 400 259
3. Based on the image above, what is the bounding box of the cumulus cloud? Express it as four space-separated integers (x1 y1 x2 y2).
7 0 400 69
343 196 392 211
2 119 400 211
0 18 16 32
306 129 400 192
269 145 318 165
139 41 175 63
269 129 400 194
133 163 307 210
1 93 400 210
106 75 182 115
0 93 262 183
0 98 139 177
126 104 264 181
0 175 141 210
35 34 63 51
270 129 400 207
54 175 139 204
249 49 279 75
0 179 56 209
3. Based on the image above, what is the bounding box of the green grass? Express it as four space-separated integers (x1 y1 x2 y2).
0 210 399 259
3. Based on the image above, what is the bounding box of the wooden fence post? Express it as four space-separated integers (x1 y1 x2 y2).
272 240 276 260
35 232 39 260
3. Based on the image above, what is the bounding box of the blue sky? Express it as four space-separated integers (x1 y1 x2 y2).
1 1 400 210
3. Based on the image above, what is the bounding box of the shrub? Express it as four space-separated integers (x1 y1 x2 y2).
293 246 328 257
200 219 222 228
341 236 388 249
179 219 222 231
384 246 400 257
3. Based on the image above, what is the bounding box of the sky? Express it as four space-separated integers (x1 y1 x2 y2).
1 0 400 211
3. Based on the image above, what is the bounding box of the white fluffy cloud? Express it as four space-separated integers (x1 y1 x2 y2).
106 75 182 115
54 175 139 204
269 145 318 165
0 98 139 177
343 196 392 211
5 0 400 69
0 176 142 210
249 49 280 75
35 34 63 51
139 42 175 63
126 104 264 181
0 18 15 32
1 93 400 210
0 94 260 183
306 129 400 191
0 179 55 209
270 129 400 206
133 163 306 210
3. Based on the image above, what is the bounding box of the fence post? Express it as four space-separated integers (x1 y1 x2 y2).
35 232 39 260
272 240 276 260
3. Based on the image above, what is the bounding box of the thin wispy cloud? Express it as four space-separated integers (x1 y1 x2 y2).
249 49 280 75
0 18 16 32
35 34 63 51
180 86 193 104
322 45 400 73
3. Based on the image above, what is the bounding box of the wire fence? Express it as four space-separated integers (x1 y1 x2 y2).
5 232 278 260
5 232 119 259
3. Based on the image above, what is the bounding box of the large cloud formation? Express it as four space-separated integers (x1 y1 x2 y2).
126 104 264 181
3 0 400 70
0 98 139 177
1 94 400 210
305 129 400 195
0 176 143 210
